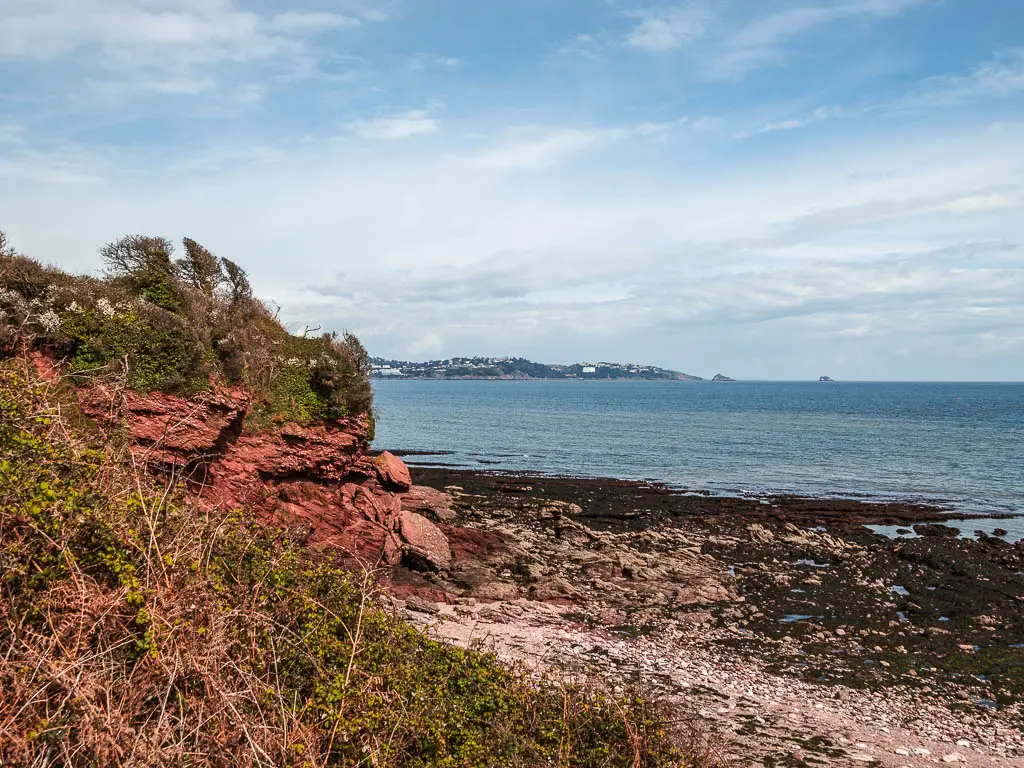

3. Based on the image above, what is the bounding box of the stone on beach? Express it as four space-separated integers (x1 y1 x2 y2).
375 450 413 491
400 510 452 571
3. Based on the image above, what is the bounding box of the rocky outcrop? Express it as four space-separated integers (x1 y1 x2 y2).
712 373 735 382
76 380 451 572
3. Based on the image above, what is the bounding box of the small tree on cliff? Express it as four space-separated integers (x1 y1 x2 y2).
178 237 224 297
100 235 181 310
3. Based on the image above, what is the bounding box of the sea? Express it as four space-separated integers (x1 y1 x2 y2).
372 380 1024 541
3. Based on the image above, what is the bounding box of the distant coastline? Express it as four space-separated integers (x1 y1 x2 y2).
371 355 718 381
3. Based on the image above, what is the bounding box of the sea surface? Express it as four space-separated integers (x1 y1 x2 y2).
372 380 1024 538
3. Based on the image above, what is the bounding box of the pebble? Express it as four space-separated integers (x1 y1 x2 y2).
942 753 966 763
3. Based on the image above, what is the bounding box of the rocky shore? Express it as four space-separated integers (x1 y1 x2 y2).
386 467 1024 767
74 374 1022 765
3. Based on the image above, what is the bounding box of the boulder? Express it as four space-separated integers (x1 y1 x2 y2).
399 510 452 571
375 451 413 491
399 485 455 521
913 523 959 538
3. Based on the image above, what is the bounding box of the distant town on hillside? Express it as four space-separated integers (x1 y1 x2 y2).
371 356 734 381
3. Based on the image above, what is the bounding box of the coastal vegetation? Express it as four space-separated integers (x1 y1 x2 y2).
0 231 700 767
0 232 373 426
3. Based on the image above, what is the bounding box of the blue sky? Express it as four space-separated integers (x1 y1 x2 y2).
2 0 1023 380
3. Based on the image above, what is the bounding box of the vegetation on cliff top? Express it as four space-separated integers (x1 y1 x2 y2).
0 349 702 767
0 230 372 426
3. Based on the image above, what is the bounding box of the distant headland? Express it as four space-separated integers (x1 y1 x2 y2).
371 356 719 381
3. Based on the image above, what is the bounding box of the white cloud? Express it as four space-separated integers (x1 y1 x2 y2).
733 50 1024 140
0 125 25 145
734 106 854 138
467 124 672 171
468 129 617 170
899 48 1024 108
624 3 711 52
0 0 373 96
410 54 460 71
623 0 929 78
270 12 361 33
558 33 604 58
344 110 441 140
0 1 275 62
938 193 1018 215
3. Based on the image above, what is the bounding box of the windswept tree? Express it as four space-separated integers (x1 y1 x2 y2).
100 235 175 278
100 235 180 310
0 230 15 259
178 237 224 297
221 257 252 303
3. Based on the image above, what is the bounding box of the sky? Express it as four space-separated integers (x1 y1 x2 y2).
1 1 1023 380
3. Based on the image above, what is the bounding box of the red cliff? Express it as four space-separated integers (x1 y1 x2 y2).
76 380 452 572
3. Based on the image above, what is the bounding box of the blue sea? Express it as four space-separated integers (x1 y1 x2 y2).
372 380 1024 539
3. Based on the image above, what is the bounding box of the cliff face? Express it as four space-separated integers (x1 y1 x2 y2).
74 376 452 573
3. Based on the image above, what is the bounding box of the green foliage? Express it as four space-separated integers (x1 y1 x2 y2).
0 230 373 423
0 363 690 767
57 303 207 394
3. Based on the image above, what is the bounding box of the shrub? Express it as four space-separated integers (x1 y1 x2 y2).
0 230 373 424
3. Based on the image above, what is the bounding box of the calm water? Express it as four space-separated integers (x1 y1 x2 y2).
372 380 1024 534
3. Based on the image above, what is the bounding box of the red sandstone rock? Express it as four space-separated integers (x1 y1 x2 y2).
443 526 508 560
72 377 450 574
399 485 455 521
399 510 452 571
374 451 412 491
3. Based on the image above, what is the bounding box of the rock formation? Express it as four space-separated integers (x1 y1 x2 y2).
75 379 453 572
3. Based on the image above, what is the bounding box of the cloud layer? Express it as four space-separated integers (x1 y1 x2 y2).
1 0 1023 379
